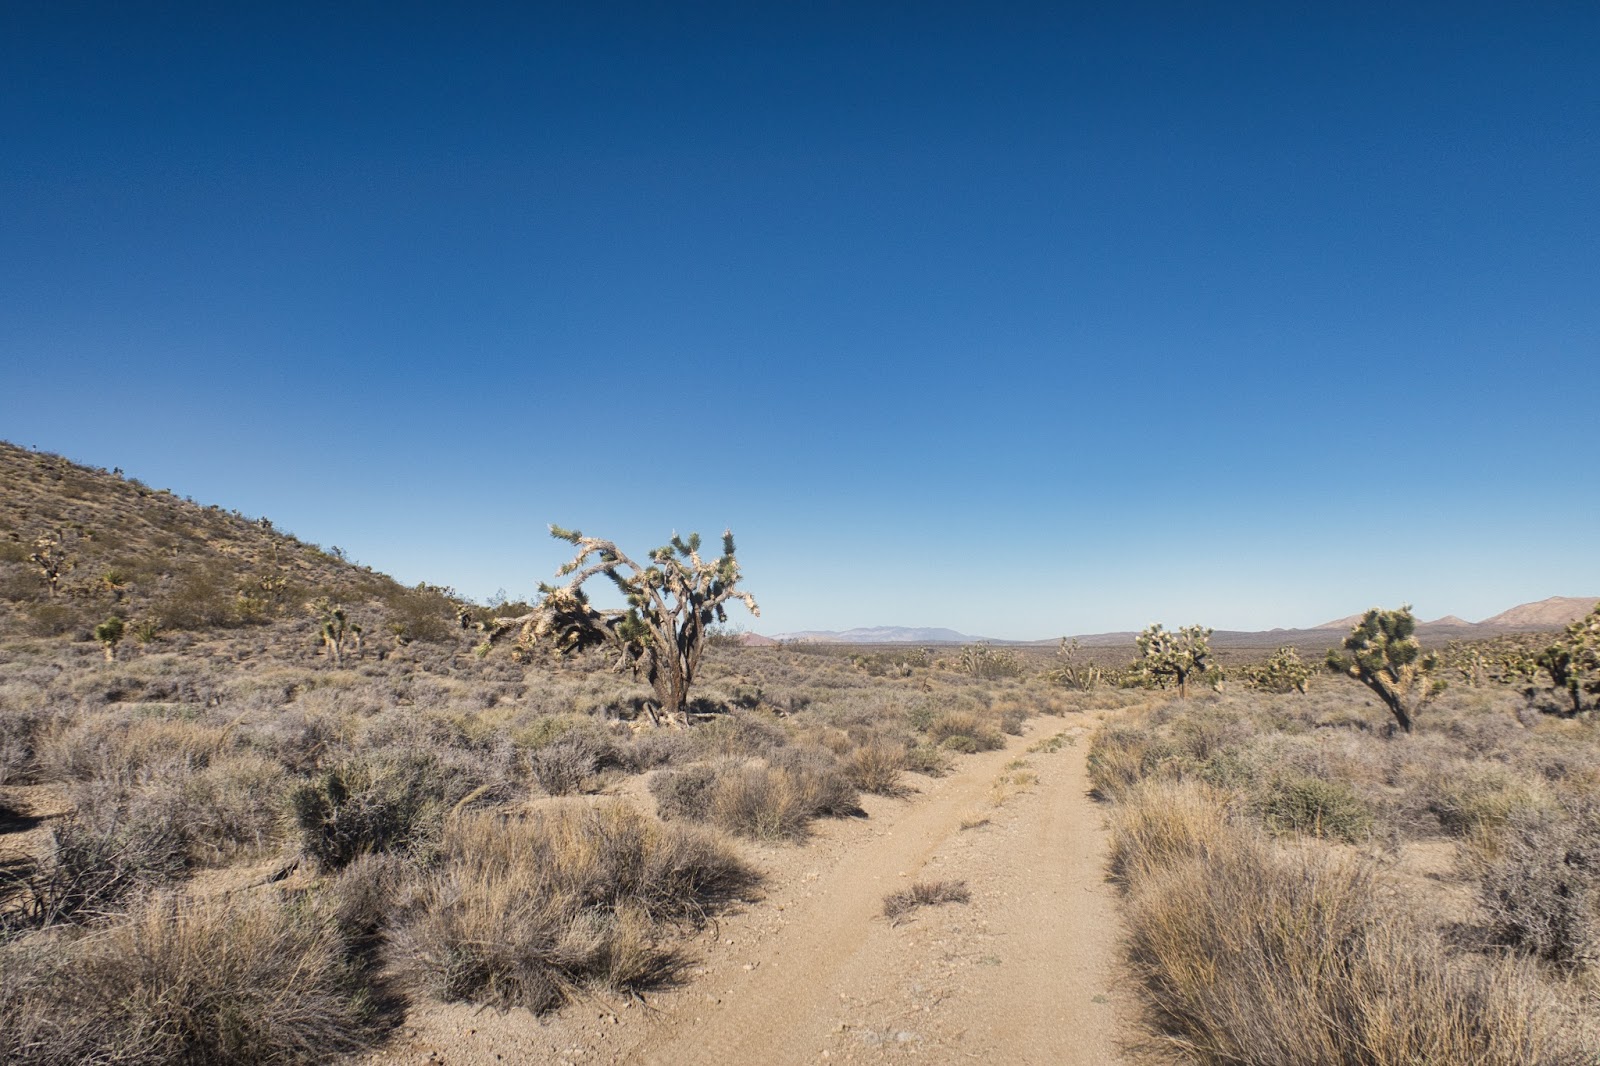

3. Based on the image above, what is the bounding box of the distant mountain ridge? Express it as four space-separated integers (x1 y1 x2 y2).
760 597 1599 647
772 626 984 644
1313 597 1598 631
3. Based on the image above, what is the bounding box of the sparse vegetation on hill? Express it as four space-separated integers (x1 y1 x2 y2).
0 442 460 646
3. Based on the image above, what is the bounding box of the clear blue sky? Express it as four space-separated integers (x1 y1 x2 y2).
3 3 1596 638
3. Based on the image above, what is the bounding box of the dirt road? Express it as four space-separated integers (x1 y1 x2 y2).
364 712 1133 1065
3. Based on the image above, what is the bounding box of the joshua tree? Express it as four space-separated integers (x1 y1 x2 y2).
1325 605 1444 733
1047 637 1104 692
482 526 758 727
308 598 356 665
93 615 125 662
1246 646 1311 694
1133 623 1215 698
1537 604 1600 715
29 532 75 598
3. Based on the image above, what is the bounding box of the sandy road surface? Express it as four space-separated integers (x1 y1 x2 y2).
363 711 1134 1065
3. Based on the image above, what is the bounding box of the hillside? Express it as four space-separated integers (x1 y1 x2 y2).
0 442 459 642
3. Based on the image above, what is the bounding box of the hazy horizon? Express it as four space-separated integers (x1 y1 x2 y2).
4 5 1596 638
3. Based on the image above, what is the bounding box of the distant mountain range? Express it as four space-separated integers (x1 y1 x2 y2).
770 626 982 644
760 596 1599 647
1312 597 1599 632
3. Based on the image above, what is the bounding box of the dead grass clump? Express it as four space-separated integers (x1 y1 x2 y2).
1472 802 1600 968
1125 831 1581 1065
4 808 188 931
925 710 1004 753
844 738 909 795
883 879 971 923
1087 723 1174 800
1108 779 1236 884
0 892 377 1065
396 804 753 1012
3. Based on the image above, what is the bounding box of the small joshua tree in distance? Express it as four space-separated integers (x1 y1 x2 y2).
1133 623 1215 698
483 526 758 727
1325 605 1444 734
93 615 125 662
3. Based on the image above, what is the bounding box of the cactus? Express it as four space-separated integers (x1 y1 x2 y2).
482 527 759 727
1536 604 1600 715
93 615 125 662
1325 605 1444 733
1132 623 1216 698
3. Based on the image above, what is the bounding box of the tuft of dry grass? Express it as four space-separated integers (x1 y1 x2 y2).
0 891 378 1065
844 739 909 796
1113 782 1584 1065
883 879 971 923
650 750 860 842
395 803 754 1013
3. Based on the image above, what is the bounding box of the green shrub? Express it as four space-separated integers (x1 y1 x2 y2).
1257 775 1374 842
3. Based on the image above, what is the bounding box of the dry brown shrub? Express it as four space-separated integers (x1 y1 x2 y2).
651 751 859 842
1107 779 1236 884
0 891 377 1065
1120 807 1582 1065
925 710 1004 752
396 803 753 1012
845 739 909 796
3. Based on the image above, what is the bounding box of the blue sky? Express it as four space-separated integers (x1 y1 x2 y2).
3 3 1596 638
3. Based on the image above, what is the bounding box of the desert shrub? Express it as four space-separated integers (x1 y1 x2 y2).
651 752 859 842
997 704 1027 735
924 710 1004 753
692 711 788 758
1124 825 1580 1065
617 728 697 772
767 746 859 816
289 752 454 870
525 727 621 795
181 753 290 860
1429 765 1546 838
707 764 823 842
1087 723 1176 800
375 583 454 643
1108 779 1237 883
845 738 909 795
649 762 721 823
4 807 188 931
316 851 421 955
1257 775 1373 842
1474 802 1600 968
0 892 378 1065
0 706 48 785
395 804 753 1012
903 742 953 777
883 879 970 923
